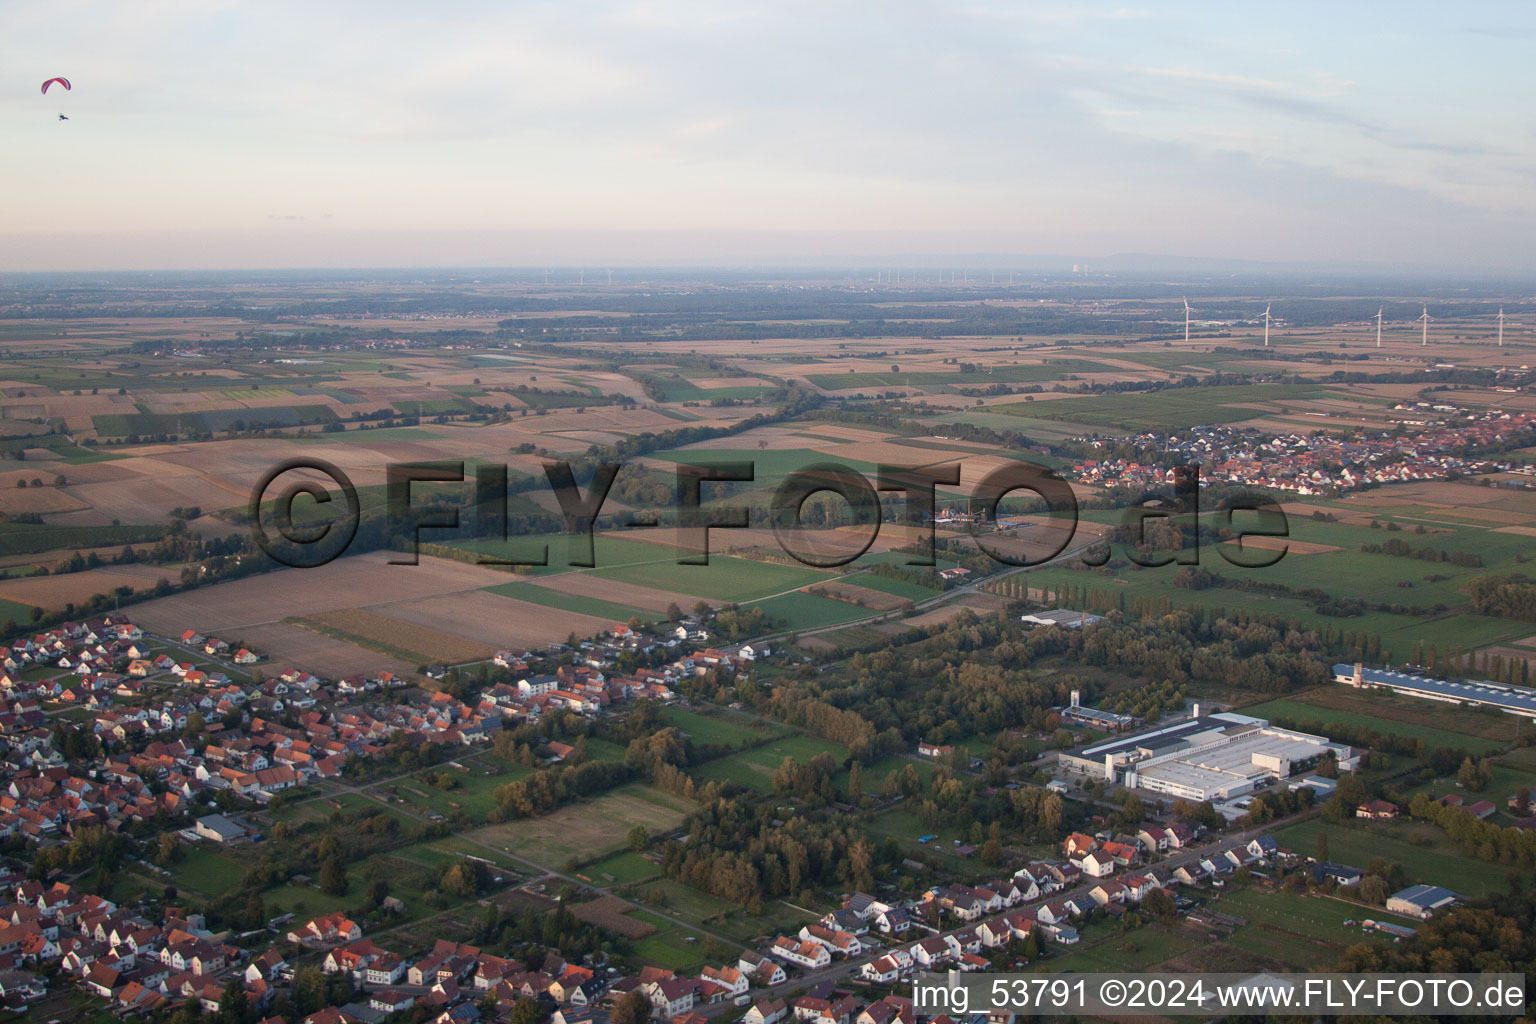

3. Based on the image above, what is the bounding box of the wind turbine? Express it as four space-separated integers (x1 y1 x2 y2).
1184 297 1192 343
1420 305 1430 346
1262 302 1272 347
1499 306 1505 347
1376 307 1383 349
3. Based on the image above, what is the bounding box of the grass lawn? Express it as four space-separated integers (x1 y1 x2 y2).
1047 921 1205 971
859 754 939 790
1215 886 1412 968
624 908 710 970
584 851 663 886
1273 817 1512 897
625 877 818 947
695 735 852 792
1026 564 1530 658
582 738 632 763
262 883 353 919
269 790 376 826
662 706 783 748
376 762 529 822
1240 696 1509 755
173 846 247 895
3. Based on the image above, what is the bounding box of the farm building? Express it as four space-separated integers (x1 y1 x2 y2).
1387 884 1460 919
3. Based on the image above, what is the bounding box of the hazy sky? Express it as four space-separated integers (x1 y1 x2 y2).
5 1 1536 270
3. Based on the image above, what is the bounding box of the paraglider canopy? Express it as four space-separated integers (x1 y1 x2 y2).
41 77 70 95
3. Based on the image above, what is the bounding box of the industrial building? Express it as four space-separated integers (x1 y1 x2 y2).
1058 689 1135 730
1058 711 1355 803
1334 662 1536 719
1021 609 1105 629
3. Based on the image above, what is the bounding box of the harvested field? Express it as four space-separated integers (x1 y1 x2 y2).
0 564 181 610
1341 481 1506 507
802 581 911 611
1220 535 1339 556
795 636 838 652
571 895 655 939
1438 507 1535 525
1279 503 1379 526
899 592 1007 629
1477 645 1536 668
300 608 496 664
1494 525 1536 538
0 483 90 516
234 621 415 679
372 590 615 651
127 552 517 637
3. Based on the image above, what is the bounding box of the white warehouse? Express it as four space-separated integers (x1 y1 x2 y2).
1060 713 1355 803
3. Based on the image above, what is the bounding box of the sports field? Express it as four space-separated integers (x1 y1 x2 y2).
459 785 695 867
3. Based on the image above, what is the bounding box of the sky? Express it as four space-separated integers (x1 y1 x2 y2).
4 1 1536 271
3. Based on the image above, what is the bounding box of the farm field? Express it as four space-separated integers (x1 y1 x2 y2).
594 553 836 604
802 580 914 612
846 572 942 601
126 551 518 637
370 590 618 655
482 579 657 625
806 358 1114 391
996 382 1327 430
750 590 874 631
298 607 498 665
